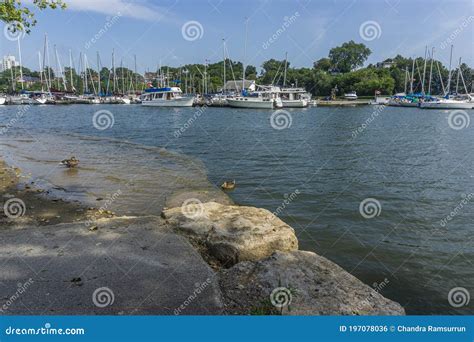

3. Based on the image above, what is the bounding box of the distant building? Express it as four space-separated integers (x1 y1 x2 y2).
376 59 395 69
17 76 40 87
1 55 20 71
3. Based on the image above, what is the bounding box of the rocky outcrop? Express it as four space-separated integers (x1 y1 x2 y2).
162 202 298 266
219 251 405 315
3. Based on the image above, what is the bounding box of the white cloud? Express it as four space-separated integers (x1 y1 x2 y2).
65 0 163 21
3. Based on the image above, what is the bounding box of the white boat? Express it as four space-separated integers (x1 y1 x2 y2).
140 87 194 107
369 96 390 105
207 93 233 107
419 98 473 109
344 91 358 100
34 97 47 105
227 85 282 109
121 97 131 105
0 96 6 105
280 88 310 108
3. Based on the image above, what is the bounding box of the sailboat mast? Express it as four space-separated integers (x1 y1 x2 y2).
97 52 101 96
421 46 427 94
242 17 249 94
283 52 288 87
38 51 44 92
410 57 415 94
69 49 74 92
404 66 408 94
223 38 226 93
455 57 461 94
17 38 24 90
428 47 434 94
446 45 453 96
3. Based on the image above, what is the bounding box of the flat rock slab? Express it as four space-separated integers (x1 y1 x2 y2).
219 251 405 315
162 202 298 266
0 217 223 315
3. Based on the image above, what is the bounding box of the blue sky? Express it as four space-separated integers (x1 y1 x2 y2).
1 0 473 74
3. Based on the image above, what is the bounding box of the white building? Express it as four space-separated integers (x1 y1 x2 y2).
1 55 20 71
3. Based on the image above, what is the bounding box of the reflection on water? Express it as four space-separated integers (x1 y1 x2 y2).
0 104 473 315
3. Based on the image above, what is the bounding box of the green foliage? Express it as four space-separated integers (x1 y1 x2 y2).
329 40 371 73
0 0 66 33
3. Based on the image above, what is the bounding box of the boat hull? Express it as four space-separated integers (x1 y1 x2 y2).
0 97 5 105
419 102 473 110
281 99 308 108
141 97 194 107
227 98 275 109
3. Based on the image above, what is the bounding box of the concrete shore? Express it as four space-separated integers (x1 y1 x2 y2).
0 160 405 315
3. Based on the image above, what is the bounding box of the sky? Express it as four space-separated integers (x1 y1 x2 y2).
1 0 473 74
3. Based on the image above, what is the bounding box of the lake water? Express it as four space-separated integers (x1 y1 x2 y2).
1 104 473 315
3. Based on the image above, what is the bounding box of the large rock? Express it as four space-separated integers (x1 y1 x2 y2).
219 251 405 315
162 202 298 266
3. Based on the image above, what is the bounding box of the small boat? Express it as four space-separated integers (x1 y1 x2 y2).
280 87 310 108
344 91 358 101
221 180 236 190
369 96 390 105
227 86 282 109
60 156 79 168
140 87 194 107
0 96 6 105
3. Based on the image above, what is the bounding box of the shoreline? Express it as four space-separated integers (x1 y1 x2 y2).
0 157 405 315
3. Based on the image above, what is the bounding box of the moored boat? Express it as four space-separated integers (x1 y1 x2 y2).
140 87 194 107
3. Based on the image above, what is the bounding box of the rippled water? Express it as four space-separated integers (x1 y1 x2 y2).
1 104 473 314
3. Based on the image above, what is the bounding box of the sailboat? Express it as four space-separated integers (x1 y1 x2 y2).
420 46 473 109
278 53 311 108
226 19 283 109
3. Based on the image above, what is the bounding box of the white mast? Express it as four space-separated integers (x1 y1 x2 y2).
421 46 427 94
17 38 24 90
409 56 415 94
446 45 453 96
38 51 44 92
283 51 288 87
222 38 226 93
242 17 249 93
428 47 434 94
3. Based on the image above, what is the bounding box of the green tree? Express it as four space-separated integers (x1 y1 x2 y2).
328 40 371 73
1 0 66 33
